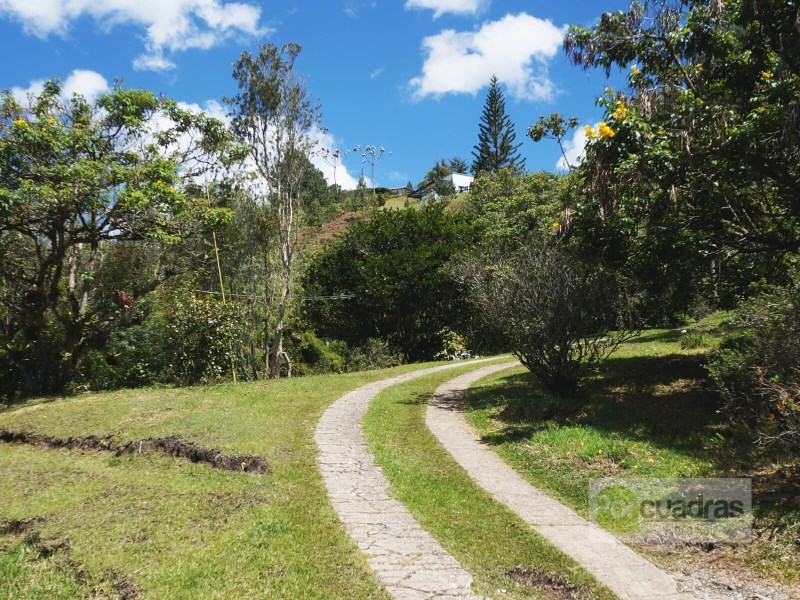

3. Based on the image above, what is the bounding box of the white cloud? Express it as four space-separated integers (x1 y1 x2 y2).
388 170 408 183
369 66 385 80
556 122 599 171
0 0 269 71
133 53 176 72
11 69 110 105
405 0 486 18
310 127 360 190
409 13 565 101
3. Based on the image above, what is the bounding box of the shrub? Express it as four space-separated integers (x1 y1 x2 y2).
454 243 640 396
679 331 707 350
708 284 800 453
296 333 345 375
163 295 244 385
346 338 401 372
80 315 169 390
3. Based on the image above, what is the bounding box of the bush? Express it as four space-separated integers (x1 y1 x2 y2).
163 295 244 385
80 315 169 390
708 284 800 453
454 243 640 396
296 333 345 375
346 338 401 372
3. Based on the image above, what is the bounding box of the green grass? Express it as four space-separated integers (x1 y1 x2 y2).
462 314 800 586
0 362 450 599
363 361 617 600
379 196 417 210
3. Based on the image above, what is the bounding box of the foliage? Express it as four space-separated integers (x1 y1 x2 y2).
433 328 468 360
454 243 640 396
163 294 244 385
420 159 456 198
466 169 567 252
527 113 580 170
708 282 800 453
293 332 346 375
346 338 402 372
226 42 319 378
448 156 468 174
471 75 525 175
559 0 800 316
301 157 341 226
302 203 475 361
79 312 169 390
0 80 236 397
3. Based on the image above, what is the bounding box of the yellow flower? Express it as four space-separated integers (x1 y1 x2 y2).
630 64 640 75
552 222 560 229
12 118 26 127
584 124 597 139
598 122 616 138
694 64 703 72
761 70 774 80
611 102 628 121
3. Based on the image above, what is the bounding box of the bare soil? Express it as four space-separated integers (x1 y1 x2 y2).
0 429 269 474
506 566 580 599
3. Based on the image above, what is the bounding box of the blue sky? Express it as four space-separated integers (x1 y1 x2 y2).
0 0 630 188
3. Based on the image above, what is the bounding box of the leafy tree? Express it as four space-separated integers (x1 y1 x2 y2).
561 0 800 313
527 113 580 170
300 157 340 226
421 159 455 198
471 75 525 175
466 170 567 251
302 204 475 361
0 80 236 396
448 156 468 174
226 43 319 378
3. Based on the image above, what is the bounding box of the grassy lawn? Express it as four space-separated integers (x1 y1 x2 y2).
463 314 800 587
364 361 617 600
0 362 450 599
380 196 418 210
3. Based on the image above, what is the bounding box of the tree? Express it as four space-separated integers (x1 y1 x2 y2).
471 75 525 175
527 113 580 171
448 156 468 174
561 0 800 313
302 204 475 361
0 80 236 396
453 243 639 396
466 170 567 252
226 43 319 378
421 159 455 198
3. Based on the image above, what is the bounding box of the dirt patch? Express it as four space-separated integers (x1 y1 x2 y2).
506 566 580 599
110 572 141 599
0 429 269 474
0 515 44 535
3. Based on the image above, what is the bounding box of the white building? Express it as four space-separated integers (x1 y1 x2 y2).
445 172 473 194
410 172 474 202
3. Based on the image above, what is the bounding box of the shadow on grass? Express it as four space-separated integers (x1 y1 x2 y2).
623 329 684 345
465 353 800 521
466 354 721 456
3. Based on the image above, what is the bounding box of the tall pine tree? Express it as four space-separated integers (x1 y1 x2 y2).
471 75 525 175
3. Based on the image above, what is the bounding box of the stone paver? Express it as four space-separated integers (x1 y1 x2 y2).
316 361 495 600
426 362 695 600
